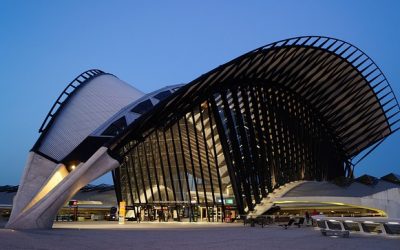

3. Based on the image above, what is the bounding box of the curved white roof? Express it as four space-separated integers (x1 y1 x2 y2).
37 74 144 161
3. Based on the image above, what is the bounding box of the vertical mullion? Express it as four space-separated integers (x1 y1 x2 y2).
191 110 210 221
111 168 123 205
176 118 193 218
275 93 290 183
310 113 319 179
199 103 216 221
191 108 210 221
231 86 261 205
170 126 185 201
286 95 298 179
294 100 303 179
135 146 148 204
293 97 303 180
220 90 254 211
184 114 200 203
127 149 141 205
257 84 278 188
249 85 272 193
303 108 311 179
155 131 170 202
162 129 177 202
142 142 155 202
207 102 226 222
209 95 244 214
268 88 284 186
240 85 268 199
148 134 162 201
122 156 135 206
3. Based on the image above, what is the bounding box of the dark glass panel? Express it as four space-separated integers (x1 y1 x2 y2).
154 90 172 101
131 99 154 114
102 117 127 136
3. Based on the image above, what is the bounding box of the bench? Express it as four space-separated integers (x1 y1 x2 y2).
279 217 305 229
321 229 350 238
294 217 305 228
243 216 272 228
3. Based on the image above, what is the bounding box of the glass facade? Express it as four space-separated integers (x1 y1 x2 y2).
116 104 230 222
113 81 346 220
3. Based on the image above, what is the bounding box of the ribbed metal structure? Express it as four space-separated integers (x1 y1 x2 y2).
107 36 400 219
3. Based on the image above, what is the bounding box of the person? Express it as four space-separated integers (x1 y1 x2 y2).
311 209 319 226
158 210 163 222
311 209 318 216
305 211 311 225
165 211 169 222
136 209 141 223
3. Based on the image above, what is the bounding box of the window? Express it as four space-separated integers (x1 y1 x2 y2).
102 117 127 136
131 99 154 114
355 174 379 186
154 90 172 101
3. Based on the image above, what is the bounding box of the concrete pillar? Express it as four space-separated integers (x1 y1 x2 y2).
6 147 119 229
8 152 59 223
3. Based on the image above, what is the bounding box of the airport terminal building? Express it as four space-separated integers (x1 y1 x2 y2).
6 36 400 229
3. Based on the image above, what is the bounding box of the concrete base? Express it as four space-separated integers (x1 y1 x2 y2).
6 147 119 229
7 152 59 224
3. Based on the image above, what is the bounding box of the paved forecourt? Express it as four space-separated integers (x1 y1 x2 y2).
0 222 399 250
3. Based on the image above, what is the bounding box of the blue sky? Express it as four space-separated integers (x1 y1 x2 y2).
0 0 399 185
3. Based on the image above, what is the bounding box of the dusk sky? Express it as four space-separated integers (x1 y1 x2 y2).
1 0 399 185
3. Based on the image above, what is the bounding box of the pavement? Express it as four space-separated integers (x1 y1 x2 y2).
0 221 399 250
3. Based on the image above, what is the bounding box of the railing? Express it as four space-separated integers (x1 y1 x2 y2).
313 215 400 236
248 180 306 217
38 69 106 133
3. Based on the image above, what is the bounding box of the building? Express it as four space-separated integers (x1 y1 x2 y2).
2 174 399 223
6 36 400 229
1 184 117 222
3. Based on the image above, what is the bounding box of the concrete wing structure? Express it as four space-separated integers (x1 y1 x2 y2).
7 70 145 229
277 179 400 218
7 36 400 229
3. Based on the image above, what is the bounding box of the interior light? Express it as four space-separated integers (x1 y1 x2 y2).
330 202 345 206
70 165 76 171
388 222 400 225
344 220 354 223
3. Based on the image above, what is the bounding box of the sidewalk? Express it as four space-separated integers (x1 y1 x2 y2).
1 221 399 250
